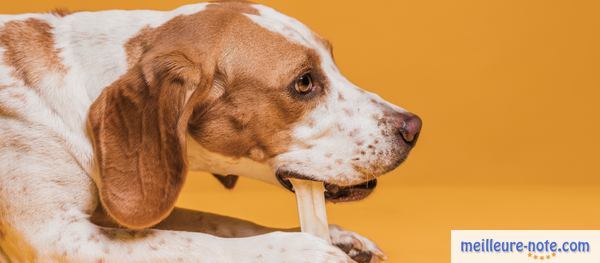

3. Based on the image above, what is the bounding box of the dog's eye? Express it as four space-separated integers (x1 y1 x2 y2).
294 73 314 94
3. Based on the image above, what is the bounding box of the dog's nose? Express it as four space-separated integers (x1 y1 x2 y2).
398 113 422 146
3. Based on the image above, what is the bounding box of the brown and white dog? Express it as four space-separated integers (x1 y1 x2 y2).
0 1 421 262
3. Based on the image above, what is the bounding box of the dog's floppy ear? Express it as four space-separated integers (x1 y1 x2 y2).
88 49 212 229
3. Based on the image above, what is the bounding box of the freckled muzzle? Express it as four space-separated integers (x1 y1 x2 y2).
276 170 377 203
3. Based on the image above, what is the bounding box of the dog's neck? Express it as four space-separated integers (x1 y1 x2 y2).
186 136 278 185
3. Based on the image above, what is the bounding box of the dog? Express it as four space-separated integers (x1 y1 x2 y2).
0 1 421 262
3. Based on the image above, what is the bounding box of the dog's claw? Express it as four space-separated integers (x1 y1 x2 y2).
329 224 387 263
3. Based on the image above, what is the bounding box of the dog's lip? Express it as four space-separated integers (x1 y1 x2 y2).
275 170 377 203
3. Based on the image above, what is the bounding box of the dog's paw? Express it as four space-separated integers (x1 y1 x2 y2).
228 231 355 263
330 225 387 263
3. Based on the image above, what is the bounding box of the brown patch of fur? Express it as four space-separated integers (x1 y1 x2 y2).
207 1 259 15
0 19 66 88
185 9 328 159
124 27 157 68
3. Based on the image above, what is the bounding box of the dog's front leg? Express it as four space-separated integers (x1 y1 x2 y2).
87 208 355 262
9 217 352 263
125 208 385 263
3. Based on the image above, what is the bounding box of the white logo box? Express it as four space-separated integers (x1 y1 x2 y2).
451 230 599 263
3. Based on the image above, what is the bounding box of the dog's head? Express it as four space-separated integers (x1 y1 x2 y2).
88 2 421 229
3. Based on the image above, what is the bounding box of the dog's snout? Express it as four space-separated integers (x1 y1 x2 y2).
398 113 422 146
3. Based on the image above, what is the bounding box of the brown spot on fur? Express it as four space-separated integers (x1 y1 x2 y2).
343 108 353 117
67 215 78 224
11 92 27 103
0 19 66 88
0 98 21 120
88 234 100 243
49 8 74 17
99 228 118 240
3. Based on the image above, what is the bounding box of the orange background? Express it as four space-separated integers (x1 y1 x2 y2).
3 1 600 262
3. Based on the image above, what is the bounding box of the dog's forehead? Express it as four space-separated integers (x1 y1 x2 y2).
245 5 331 64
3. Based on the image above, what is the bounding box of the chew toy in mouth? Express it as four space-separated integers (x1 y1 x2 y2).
276 171 378 203
289 179 331 243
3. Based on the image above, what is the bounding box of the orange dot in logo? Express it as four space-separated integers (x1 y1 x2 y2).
546 255 550 259
528 253 532 257
533 255 538 259
552 253 556 257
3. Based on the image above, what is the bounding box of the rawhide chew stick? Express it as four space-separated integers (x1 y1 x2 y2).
289 178 331 243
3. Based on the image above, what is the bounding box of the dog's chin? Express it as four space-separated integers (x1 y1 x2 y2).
275 170 377 203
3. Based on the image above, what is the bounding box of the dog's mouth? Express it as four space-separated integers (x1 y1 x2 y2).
276 170 377 203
